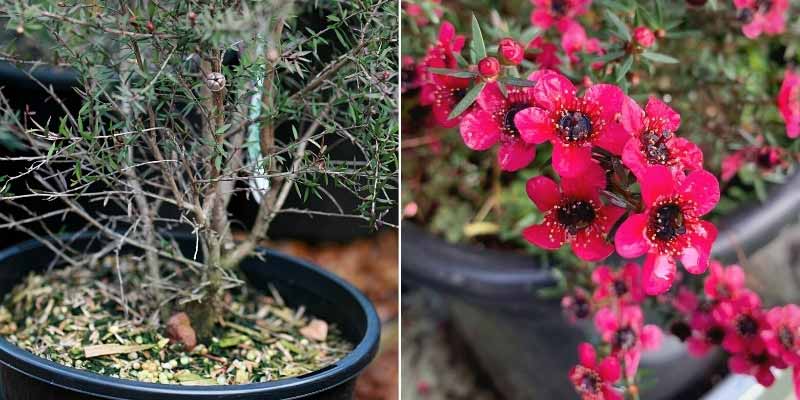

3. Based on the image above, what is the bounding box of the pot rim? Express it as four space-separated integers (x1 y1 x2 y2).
403 168 800 304
0 234 380 399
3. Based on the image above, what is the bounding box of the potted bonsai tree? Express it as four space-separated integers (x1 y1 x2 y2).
0 0 397 398
401 0 800 398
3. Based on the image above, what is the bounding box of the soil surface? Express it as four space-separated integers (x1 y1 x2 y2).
270 230 399 400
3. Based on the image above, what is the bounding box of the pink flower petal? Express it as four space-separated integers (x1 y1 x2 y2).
642 253 676 295
592 265 613 286
578 342 597 368
641 325 663 350
526 176 561 211
598 356 621 382
645 97 681 132
756 367 776 387
602 387 624 400
621 138 649 179
561 162 606 199
533 72 577 112
573 229 614 262
672 137 704 172
477 82 507 112
614 214 649 258
598 205 626 233
687 338 711 357
723 333 745 354
728 354 750 374
459 109 501 150
523 222 566 250
641 165 676 205
515 107 555 144
552 143 593 178
621 96 645 135
594 307 619 335
584 84 626 127
594 122 631 156
497 139 536 171
679 170 720 216
681 221 717 274
530 9 554 29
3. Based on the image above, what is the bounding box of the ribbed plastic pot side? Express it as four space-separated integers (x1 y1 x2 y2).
0 235 380 400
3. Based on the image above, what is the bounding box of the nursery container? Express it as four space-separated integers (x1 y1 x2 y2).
0 235 380 400
402 169 800 400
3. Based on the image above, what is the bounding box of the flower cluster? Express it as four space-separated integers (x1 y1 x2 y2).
404 1 800 398
565 261 662 398
669 262 800 394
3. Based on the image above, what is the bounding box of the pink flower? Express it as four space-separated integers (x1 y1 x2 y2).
498 38 525 65
686 310 727 356
569 343 623 400
560 21 605 65
704 261 746 302
563 288 593 322
734 0 789 39
595 305 662 378
715 290 765 355
527 37 561 70
402 0 443 26
614 166 720 295
591 263 645 305
762 304 800 366
632 26 655 48
722 144 788 181
478 56 501 80
459 79 539 171
778 69 800 139
620 96 703 179
514 71 631 178
522 164 625 261
531 0 592 32
419 22 469 127
728 336 786 387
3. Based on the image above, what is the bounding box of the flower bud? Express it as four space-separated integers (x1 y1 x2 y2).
477 56 500 81
146 20 155 33
633 26 655 48
498 38 524 65
205 72 226 92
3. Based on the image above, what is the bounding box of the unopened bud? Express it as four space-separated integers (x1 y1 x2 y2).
205 72 226 92
267 48 279 63
146 20 155 33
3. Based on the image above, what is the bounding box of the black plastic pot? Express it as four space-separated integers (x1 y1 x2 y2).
0 235 380 400
402 169 800 400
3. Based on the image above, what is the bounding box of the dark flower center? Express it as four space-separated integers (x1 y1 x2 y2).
737 8 754 23
612 280 628 296
736 315 759 337
573 297 591 319
670 321 692 342
579 371 600 393
452 87 467 102
641 130 672 165
556 200 596 235
503 103 529 137
614 327 637 350
707 326 725 345
651 203 686 242
749 352 770 365
551 0 568 17
557 111 593 144
779 326 795 348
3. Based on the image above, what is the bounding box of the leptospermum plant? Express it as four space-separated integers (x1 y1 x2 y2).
404 0 800 397
0 1 397 340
